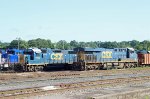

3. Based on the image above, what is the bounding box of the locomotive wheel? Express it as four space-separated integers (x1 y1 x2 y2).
130 63 134 68
125 63 129 68
99 64 104 70
81 65 85 71
14 64 23 72
23 65 28 72
80 62 85 71
34 66 38 72
73 64 78 70
9 64 14 71
134 63 138 68
94 65 99 70
40 66 44 71
129 63 133 68
28 66 34 72
31 66 34 72
34 66 43 72
27 66 30 72
123 63 127 69
86 65 90 70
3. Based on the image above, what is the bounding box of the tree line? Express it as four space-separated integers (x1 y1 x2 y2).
0 38 150 50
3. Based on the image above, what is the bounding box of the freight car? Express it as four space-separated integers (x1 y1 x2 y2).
72 47 138 70
138 50 150 66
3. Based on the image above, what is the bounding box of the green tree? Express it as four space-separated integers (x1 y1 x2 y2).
28 40 37 47
0 41 3 48
47 40 54 48
79 42 86 47
70 40 78 49
28 38 53 48
142 40 150 50
118 41 131 48
130 40 140 48
85 41 98 48
56 40 69 49
9 39 28 49
6 38 150 50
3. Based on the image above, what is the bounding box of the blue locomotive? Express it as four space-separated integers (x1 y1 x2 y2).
22 48 77 71
72 47 138 70
0 49 24 71
0 49 6 69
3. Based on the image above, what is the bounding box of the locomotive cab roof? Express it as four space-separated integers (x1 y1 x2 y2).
28 48 42 53
7 49 23 54
73 47 104 52
127 48 135 51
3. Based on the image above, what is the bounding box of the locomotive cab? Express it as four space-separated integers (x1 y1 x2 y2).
23 48 46 72
73 47 103 70
126 48 137 61
24 48 43 64
6 49 24 63
0 49 24 71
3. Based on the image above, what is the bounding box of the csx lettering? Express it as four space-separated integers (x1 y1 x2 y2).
102 51 112 58
51 53 63 60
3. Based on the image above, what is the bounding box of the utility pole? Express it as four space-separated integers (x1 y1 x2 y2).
63 40 64 50
54 42 56 49
16 37 20 50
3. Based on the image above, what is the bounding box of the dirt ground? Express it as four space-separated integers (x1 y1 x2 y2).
1 67 150 83
1 67 150 99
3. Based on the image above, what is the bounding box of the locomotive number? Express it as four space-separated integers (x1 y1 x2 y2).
102 51 112 58
51 53 63 60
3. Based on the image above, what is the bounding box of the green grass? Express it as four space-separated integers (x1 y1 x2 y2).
129 66 150 70
144 95 149 99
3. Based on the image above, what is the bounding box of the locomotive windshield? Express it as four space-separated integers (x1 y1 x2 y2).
41 49 47 53
24 50 34 60
53 50 61 53
24 50 33 55
68 51 76 54
7 50 15 55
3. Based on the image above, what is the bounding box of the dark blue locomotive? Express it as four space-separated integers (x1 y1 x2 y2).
18 48 76 71
0 49 24 71
72 47 137 70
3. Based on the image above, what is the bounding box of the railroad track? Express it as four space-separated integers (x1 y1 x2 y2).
1 76 150 99
1 68 150 82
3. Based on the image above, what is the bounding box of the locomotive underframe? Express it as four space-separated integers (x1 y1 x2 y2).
72 61 138 71
73 49 138 71
2 63 48 72
24 64 47 72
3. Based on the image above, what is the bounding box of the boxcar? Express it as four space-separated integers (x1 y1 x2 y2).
138 51 150 66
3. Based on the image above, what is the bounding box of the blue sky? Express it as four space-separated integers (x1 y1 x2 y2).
0 0 150 42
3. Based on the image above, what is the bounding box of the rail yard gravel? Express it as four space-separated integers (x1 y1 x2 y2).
1 68 150 99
